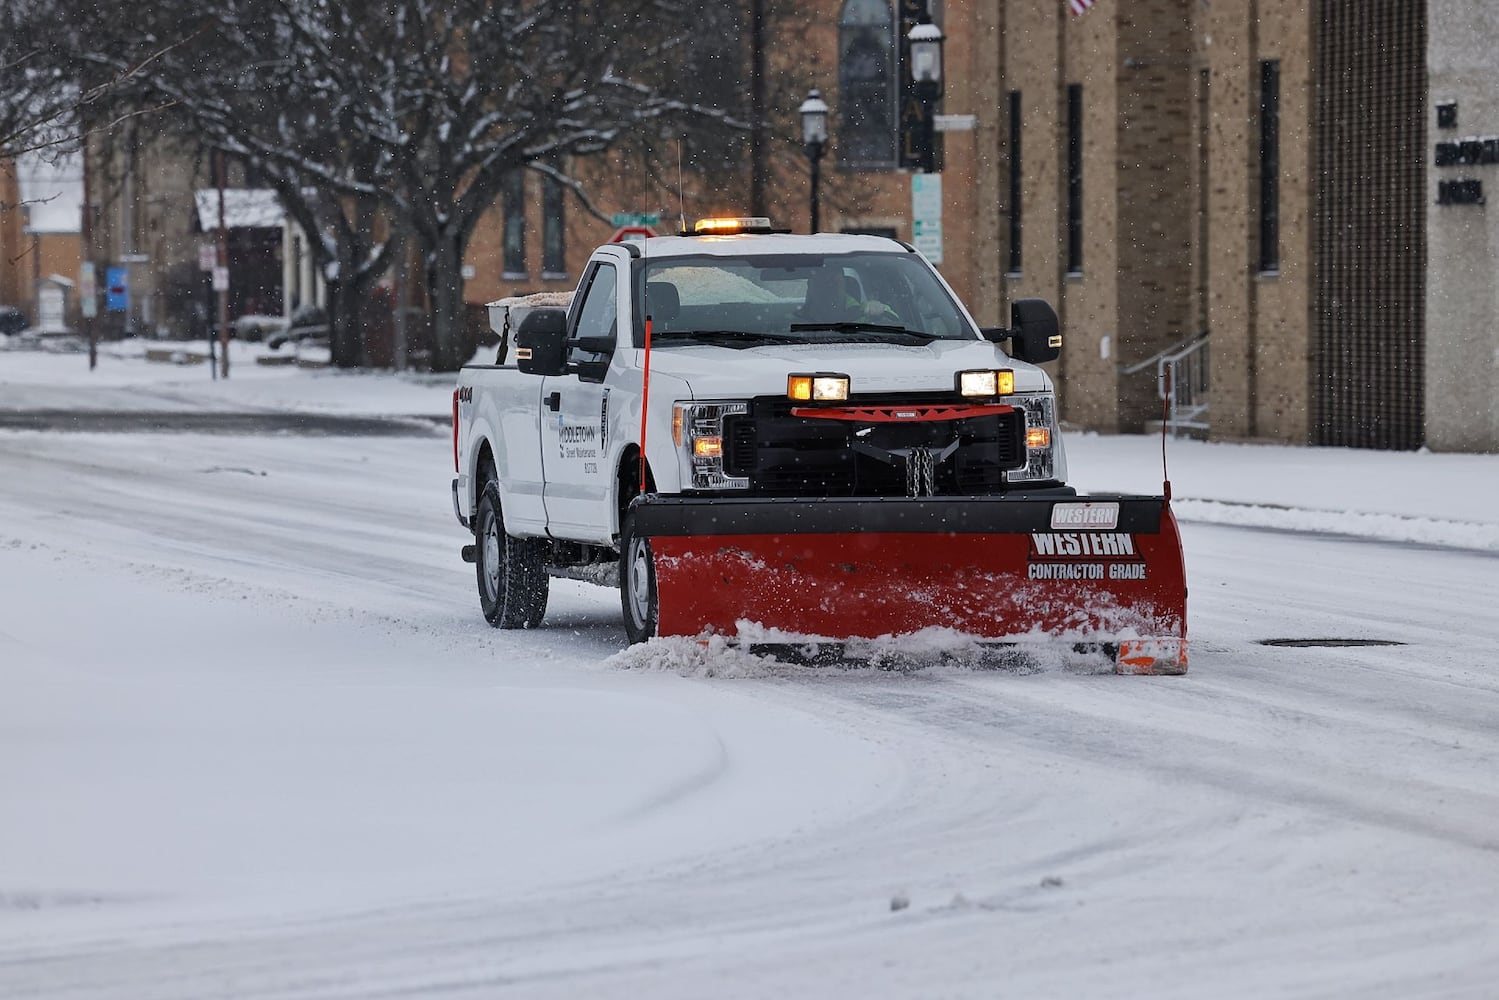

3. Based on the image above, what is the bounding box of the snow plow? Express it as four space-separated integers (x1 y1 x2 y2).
453 218 1189 674
629 492 1188 674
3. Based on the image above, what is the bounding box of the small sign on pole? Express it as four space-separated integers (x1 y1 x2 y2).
105 267 129 313
933 114 978 133
79 262 97 320
212 266 230 292
611 225 656 243
911 173 943 265
198 244 217 272
611 212 660 228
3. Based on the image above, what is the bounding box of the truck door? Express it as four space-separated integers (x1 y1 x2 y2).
539 261 619 541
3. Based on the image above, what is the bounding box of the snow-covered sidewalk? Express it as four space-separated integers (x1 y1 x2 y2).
4 341 1496 551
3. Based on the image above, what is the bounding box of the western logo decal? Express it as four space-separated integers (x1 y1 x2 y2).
1030 533 1137 558
1050 502 1120 530
1027 532 1147 581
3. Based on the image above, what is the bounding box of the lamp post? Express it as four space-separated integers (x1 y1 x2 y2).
908 17 945 173
799 88 829 234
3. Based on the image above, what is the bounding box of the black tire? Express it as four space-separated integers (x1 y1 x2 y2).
619 508 658 644
475 480 548 628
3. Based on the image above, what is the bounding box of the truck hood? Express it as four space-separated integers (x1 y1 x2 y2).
638 339 1053 399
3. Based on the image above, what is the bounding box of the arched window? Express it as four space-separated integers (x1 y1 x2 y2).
839 0 896 168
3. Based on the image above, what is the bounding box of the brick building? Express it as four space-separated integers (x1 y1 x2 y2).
463 0 1451 449
0 154 83 329
1426 0 1499 452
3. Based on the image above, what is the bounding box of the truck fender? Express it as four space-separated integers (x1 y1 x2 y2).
611 447 656 540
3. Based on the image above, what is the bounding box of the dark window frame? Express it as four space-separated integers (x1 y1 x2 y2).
838 0 898 169
542 171 566 279
1258 59 1281 273
502 170 527 278
1007 89 1022 275
1066 83 1083 275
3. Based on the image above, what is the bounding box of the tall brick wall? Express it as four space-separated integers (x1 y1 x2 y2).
1115 0 1194 432
1201 0 1258 440
1312 0 1426 450
1059 1 1121 431
1253 0 1314 444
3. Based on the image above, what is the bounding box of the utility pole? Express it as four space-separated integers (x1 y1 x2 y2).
215 149 230 379
81 136 97 370
749 0 767 217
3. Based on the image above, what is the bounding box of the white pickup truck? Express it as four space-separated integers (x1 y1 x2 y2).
450 218 1096 645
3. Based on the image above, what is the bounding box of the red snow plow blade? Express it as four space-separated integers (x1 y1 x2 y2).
631 494 1188 674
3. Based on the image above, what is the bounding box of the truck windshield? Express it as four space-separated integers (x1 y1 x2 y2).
632 252 977 347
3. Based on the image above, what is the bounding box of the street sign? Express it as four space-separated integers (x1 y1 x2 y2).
198 244 216 271
911 173 943 264
212 266 230 292
106 267 129 312
79 262 97 319
934 114 978 133
611 225 657 243
611 212 660 228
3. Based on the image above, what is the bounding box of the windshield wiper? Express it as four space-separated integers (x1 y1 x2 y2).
787 321 942 342
655 329 809 349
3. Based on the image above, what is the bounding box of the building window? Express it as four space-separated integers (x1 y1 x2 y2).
542 172 566 279
839 0 897 168
1066 83 1083 275
1258 59 1280 273
1007 90 1022 275
503 170 526 278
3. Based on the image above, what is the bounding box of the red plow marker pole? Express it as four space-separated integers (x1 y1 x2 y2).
639 314 653 494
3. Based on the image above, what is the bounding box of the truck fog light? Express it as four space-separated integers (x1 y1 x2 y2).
1026 427 1051 449
788 373 850 402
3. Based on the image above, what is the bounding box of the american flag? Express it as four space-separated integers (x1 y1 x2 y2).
1068 0 1098 14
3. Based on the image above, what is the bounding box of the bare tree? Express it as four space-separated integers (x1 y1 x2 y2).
284 0 749 370
61 0 751 369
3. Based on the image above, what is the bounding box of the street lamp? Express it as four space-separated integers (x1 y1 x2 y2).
908 17 945 173
799 88 829 233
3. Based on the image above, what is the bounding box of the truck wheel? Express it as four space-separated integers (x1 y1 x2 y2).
619 509 657 644
476 481 548 628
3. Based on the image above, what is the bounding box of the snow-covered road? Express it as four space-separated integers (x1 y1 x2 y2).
2 421 1497 998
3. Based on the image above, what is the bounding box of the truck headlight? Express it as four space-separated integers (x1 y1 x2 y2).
788 373 850 402
958 369 1015 397
672 401 750 490
1009 394 1056 482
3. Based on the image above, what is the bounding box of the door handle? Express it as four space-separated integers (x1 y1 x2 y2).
545 391 562 411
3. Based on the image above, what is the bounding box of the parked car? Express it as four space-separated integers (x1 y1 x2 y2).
0 305 27 337
267 305 329 350
231 314 289 342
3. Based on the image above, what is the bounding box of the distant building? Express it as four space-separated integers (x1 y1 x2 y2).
0 151 82 329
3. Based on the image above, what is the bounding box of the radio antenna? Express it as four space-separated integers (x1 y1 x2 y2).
677 137 687 233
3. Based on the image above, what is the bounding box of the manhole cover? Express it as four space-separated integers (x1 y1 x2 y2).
1258 638 1406 648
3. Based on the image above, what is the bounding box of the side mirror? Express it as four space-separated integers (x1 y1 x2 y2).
570 333 615 383
514 308 568 376
1008 298 1062 364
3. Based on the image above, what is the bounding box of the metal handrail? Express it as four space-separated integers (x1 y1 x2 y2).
1122 332 1210 435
